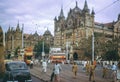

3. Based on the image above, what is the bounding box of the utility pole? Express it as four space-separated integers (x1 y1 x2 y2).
42 40 45 60
92 32 94 62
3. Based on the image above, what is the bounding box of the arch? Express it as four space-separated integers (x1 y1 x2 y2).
73 52 78 60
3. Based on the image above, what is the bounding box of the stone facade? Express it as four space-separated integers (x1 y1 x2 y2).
43 29 54 47
5 22 54 55
54 1 120 59
5 22 23 55
54 1 94 50
0 26 5 73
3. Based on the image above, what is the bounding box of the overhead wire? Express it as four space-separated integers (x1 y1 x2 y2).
96 0 120 14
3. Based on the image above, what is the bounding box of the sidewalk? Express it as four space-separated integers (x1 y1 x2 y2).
29 64 113 82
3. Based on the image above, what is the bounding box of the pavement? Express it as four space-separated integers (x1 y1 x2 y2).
29 64 113 82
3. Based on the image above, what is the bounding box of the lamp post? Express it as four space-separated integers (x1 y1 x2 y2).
42 40 45 60
92 32 94 62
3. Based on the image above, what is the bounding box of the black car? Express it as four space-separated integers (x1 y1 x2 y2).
3 61 32 82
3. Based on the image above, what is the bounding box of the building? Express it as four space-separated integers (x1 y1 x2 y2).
54 1 120 59
5 22 54 56
5 22 23 55
43 28 54 47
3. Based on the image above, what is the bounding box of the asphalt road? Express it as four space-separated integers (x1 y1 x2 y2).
32 75 44 82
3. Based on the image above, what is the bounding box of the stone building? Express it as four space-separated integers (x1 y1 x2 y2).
54 1 120 59
0 26 5 73
5 22 54 56
5 22 23 55
54 1 94 57
43 29 54 47
24 31 41 49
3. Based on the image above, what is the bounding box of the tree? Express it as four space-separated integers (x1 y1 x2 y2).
33 40 50 59
14 46 20 57
102 38 120 61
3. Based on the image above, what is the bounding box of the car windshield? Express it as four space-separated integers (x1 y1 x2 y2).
9 63 28 70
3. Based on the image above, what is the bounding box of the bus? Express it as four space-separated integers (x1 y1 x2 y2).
24 47 33 65
50 53 66 63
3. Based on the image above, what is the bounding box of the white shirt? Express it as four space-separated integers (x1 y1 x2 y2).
42 61 47 67
117 69 120 80
112 64 117 71
54 64 62 74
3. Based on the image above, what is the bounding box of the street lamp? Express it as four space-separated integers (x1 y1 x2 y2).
92 32 94 62
42 40 45 60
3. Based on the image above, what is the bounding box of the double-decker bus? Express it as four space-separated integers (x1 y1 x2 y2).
50 53 66 63
24 47 33 65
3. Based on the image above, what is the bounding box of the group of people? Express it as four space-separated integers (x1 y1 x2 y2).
102 61 120 82
30 58 120 82
85 61 96 82
85 60 120 82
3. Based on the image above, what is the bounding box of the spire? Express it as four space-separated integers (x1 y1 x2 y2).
91 8 95 15
17 20 19 28
16 20 20 31
83 0 89 12
59 6 65 19
54 16 57 21
75 1 78 8
8 25 11 32
118 13 120 20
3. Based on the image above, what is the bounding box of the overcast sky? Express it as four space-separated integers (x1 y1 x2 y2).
0 0 120 35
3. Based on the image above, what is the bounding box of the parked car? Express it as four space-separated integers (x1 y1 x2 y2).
3 61 32 82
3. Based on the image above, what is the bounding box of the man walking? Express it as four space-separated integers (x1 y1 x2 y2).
54 61 62 82
42 60 47 72
89 61 95 82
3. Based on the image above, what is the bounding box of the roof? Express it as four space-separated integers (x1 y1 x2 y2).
6 61 26 64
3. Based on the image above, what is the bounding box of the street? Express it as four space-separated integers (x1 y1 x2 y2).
30 63 113 82
32 75 44 82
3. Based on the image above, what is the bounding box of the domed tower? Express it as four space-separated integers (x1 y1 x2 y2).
43 28 54 46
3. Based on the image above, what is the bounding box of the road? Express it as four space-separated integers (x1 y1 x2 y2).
30 63 113 82
32 75 44 82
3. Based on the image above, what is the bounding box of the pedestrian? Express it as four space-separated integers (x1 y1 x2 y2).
111 62 117 82
89 61 95 82
85 61 90 75
93 59 97 68
30 60 33 69
50 68 55 82
42 60 47 72
72 62 78 78
54 60 62 82
102 63 108 78
116 61 120 82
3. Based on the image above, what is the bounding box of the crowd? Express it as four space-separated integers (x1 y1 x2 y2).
30 58 120 82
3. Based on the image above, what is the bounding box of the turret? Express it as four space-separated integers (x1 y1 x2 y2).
58 6 65 20
91 8 95 16
83 0 90 13
118 13 120 20
7 25 11 33
54 16 57 21
16 20 20 31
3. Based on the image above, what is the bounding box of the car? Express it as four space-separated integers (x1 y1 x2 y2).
3 61 32 82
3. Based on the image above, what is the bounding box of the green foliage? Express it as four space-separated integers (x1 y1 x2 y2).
14 46 20 57
102 37 120 61
33 40 50 58
102 50 119 61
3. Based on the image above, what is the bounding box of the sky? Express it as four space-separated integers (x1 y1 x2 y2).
0 0 120 36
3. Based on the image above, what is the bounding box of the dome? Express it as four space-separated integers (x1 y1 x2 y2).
44 29 51 35
73 1 82 13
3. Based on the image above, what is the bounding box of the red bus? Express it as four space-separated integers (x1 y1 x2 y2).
50 53 66 63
